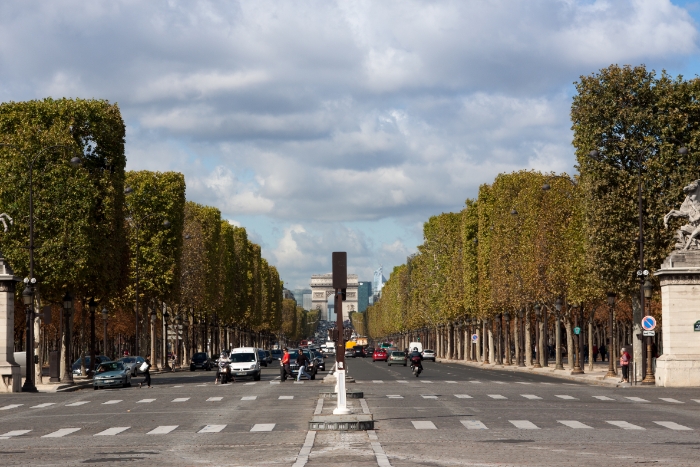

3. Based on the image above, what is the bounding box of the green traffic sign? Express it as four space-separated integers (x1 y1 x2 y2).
574 327 581 335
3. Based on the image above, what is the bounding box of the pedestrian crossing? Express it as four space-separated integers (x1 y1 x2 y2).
403 419 693 431
379 393 698 404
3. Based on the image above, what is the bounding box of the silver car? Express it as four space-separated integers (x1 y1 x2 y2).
93 362 131 390
421 350 436 362
117 356 145 376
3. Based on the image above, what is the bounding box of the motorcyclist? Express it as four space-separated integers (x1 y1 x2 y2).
409 347 423 371
215 350 233 384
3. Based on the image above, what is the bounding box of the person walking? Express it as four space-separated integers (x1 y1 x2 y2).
296 350 311 381
599 344 607 362
139 355 152 388
619 348 631 383
280 348 293 381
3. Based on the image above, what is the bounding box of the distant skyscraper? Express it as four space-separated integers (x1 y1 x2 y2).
293 288 312 310
357 281 372 312
373 265 387 301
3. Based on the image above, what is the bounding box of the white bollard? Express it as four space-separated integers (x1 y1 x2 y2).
333 366 351 415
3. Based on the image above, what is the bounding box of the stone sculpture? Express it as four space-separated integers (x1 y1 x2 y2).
664 179 700 250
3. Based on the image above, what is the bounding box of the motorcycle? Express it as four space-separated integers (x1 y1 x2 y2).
217 359 233 384
410 357 422 377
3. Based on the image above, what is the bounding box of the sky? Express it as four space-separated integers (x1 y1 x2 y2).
0 0 698 289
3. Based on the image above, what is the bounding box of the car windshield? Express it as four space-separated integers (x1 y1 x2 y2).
193 353 207 360
392 352 405 357
424 350 434 353
119 358 136 363
271 350 282 356
230 353 256 363
97 362 123 373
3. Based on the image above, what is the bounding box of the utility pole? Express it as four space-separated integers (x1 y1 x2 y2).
332 252 350 415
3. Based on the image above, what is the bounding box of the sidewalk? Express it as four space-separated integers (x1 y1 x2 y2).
30 366 180 393
436 358 639 388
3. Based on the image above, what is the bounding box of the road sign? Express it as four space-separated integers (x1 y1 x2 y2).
642 316 657 331
643 330 655 337
695 320 700 332
574 327 581 335
471 334 478 342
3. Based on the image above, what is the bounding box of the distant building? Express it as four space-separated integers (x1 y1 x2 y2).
357 281 372 312
293 288 312 310
373 266 387 302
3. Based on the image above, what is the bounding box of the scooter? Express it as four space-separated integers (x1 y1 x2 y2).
410 358 422 377
217 359 233 384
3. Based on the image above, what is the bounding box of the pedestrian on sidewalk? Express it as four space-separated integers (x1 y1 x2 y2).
593 344 598 362
599 344 607 362
139 355 152 388
296 350 311 381
280 348 293 381
619 348 630 383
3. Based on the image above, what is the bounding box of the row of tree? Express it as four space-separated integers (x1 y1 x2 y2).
365 65 700 365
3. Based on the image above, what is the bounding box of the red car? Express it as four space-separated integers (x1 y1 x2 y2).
373 349 388 362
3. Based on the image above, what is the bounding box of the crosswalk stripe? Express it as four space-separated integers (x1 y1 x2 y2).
659 398 683 404
540 382 554 385
387 395 403 399
43 428 81 438
461 420 488 429
245 382 256 385
606 421 644 430
136 399 155 403
420 381 433 384
31 403 56 408
251 424 275 432
469 380 482 383
445 381 457 384
0 404 23 411
516 382 532 385
279 396 294 400
555 395 577 400
198 425 226 433
488 394 507 399
593 396 614 401
172 385 183 388
102 400 122 405
421 395 438 399
625 397 649 403
270 381 280 385
95 427 130 436
148 426 178 434
521 395 541 400
493 381 506 384
241 396 257 400
207 397 223 402
654 421 692 431
172 398 189 402
692 399 700 404
454 394 472 399
510 420 539 429
196 384 208 387
373 380 384 384
65 401 90 406
558 420 592 429
0 430 31 439
293 381 304 384
412 421 437 429
397 380 408 383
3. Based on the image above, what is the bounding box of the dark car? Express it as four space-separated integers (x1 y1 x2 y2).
313 350 325 371
257 349 268 367
271 349 283 361
72 355 111 377
366 347 375 357
190 352 212 371
353 347 366 358
288 349 317 380
264 350 273 364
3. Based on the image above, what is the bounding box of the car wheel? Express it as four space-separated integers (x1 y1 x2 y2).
93 386 98 390
388 363 391 366
403 364 407 367
190 366 195 371
310 374 315 380
254 373 261 381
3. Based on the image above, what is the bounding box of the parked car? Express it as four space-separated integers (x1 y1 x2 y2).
190 352 213 371
344 348 354 358
229 347 261 381
312 350 325 371
388 351 407 366
373 349 388 362
257 349 268 367
264 350 273 364
421 349 436 362
72 355 111 377
271 349 283 361
288 349 317 380
366 347 375 357
353 347 366 358
93 361 131 390
117 356 145 376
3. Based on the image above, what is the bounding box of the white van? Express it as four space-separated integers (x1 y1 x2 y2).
408 342 423 353
229 347 261 381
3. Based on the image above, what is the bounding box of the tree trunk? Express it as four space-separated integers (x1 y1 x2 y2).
488 324 495 366
525 312 532 366
565 315 574 370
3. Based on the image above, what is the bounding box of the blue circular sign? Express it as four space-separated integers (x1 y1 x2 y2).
642 316 656 331
471 334 479 342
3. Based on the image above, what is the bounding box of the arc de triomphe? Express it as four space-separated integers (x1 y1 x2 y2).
310 273 358 321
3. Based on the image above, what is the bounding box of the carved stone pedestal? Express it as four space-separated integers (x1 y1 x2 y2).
655 251 700 387
0 254 20 392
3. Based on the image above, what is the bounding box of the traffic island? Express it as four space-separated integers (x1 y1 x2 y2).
318 389 363 399
309 413 374 431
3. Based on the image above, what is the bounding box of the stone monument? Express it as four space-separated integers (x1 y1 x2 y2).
656 180 700 386
0 251 20 392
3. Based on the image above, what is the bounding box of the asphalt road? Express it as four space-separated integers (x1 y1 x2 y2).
1 355 700 466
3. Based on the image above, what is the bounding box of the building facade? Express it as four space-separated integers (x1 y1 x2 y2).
357 281 372 312
310 273 359 322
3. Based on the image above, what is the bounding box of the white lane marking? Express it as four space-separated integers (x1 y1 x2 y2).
207 397 223 402
387 395 403 399
43 428 81 438
251 423 275 432
172 385 183 388
314 398 323 415
95 427 130 436
241 396 257 401
396 380 408 383
659 398 683 404
492 381 506 384
245 382 256 385
270 381 280 385
31 403 56 408
148 426 178 435
461 420 488 429
516 382 533 385
625 397 649 403
558 420 592 429
654 421 692 431
454 394 472 399
136 399 155 403
279 396 294 400
692 399 700 404
292 430 316 467
102 400 122 405
360 399 370 414
521 395 541 400
294 381 304 384
65 401 90 407
373 380 384 384
540 382 554 385
412 421 437 429
198 425 226 433
555 395 577 400
368 430 391 467
196 384 207 387
420 380 433 384
172 398 189 402
421 395 438 399
445 381 457 383
0 404 23 411
0 430 31 439
510 420 539 429
593 396 614 401
488 394 507 399
606 421 645 430
469 380 482 384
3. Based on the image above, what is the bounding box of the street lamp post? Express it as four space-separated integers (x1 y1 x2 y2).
554 297 564 370
21 283 36 392
88 298 97 376
163 307 171 371
605 293 617 378
571 304 584 374
101 307 108 359
61 292 74 384
642 280 655 384
150 311 159 371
